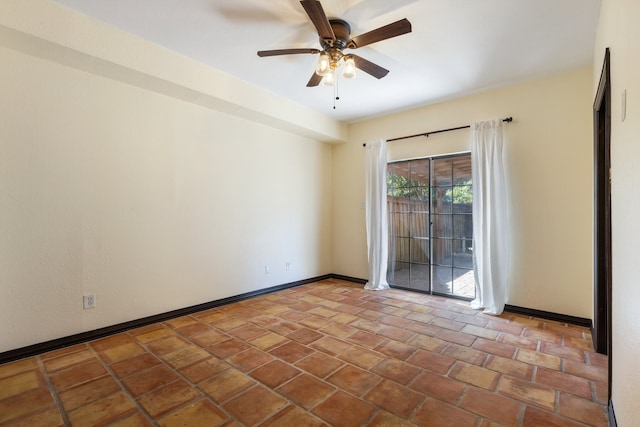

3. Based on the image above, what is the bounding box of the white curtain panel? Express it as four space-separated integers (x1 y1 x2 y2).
471 119 510 314
364 139 390 290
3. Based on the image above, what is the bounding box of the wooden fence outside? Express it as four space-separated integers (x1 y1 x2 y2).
388 197 472 266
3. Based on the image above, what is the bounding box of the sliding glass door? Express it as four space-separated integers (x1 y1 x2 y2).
387 154 475 299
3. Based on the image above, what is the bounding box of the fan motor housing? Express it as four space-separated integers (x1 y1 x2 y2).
320 19 351 49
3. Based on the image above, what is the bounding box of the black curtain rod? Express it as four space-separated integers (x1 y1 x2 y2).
362 117 513 147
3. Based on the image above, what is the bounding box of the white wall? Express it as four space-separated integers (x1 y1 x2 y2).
0 46 332 352
593 0 640 424
333 67 594 319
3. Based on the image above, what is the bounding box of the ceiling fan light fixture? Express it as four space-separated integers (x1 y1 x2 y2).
342 55 356 79
257 1 412 90
316 52 331 76
322 69 336 86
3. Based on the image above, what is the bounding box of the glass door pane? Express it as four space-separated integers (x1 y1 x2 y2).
431 155 475 299
387 159 430 292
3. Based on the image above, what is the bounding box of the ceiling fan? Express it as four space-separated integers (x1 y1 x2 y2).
257 0 412 87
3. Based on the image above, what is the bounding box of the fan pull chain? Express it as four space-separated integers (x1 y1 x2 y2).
333 76 340 109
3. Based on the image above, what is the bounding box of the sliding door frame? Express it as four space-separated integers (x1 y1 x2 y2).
387 152 474 301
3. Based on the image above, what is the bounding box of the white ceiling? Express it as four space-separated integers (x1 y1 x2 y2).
51 0 601 123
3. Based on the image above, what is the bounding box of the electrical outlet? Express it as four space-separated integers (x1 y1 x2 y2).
83 293 96 309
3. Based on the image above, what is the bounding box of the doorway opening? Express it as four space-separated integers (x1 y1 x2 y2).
593 48 611 397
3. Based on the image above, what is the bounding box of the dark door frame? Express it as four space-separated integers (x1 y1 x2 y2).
592 48 612 397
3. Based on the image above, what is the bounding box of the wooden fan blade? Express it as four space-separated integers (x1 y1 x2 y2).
347 18 411 49
300 0 335 41
351 54 389 79
307 72 323 87
257 48 320 57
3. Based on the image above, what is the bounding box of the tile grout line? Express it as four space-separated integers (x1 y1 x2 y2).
36 355 72 427
162 316 266 426
185 316 277 424
280 285 403 424
281 287 428 424
173 309 341 425
89 335 160 427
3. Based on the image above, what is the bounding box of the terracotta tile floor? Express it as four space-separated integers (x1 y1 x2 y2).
0 279 609 426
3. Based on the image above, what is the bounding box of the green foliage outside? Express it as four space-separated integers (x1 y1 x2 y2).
387 173 472 204
447 181 472 204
